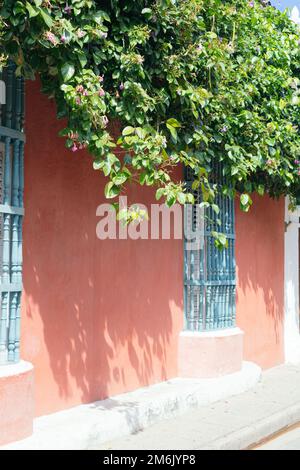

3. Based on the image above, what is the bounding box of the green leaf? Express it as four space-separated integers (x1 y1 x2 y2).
113 173 128 185
166 118 181 128
122 126 135 136
166 194 176 207
192 179 200 190
257 185 265 196
78 52 87 69
39 8 53 28
212 231 228 249
93 161 103 170
240 193 250 206
61 63 75 82
155 188 165 200
212 204 220 215
26 2 39 17
186 193 194 204
142 8 152 16
240 193 253 212
177 192 186 204
166 123 177 142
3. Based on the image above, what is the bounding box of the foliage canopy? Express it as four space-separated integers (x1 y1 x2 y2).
1 0 300 241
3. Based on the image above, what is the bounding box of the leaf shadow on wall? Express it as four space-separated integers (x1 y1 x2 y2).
21 80 183 415
235 194 285 367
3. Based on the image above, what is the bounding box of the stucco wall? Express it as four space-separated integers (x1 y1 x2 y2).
21 80 285 417
236 195 285 369
21 80 184 417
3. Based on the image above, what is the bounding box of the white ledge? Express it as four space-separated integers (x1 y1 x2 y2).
0 360 33 378
180 327 244 338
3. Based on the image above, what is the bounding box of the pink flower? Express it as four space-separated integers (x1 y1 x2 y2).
79 142 87 150
266 159 273 166
45 31 57 45
101 116 109 127
75 97 81 105
98 75 104 83
98 88 105 97
64 5 72 14
76 85 84 93
77 30 85 38
60 35 67 43
69 132 78 140
71 143 78 152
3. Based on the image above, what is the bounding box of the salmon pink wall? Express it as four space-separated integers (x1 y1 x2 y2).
21 80 183 417
21 80 285 418
236 195 285 369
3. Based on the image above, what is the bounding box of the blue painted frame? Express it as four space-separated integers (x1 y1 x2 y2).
184 163 236 331
0 63 25 364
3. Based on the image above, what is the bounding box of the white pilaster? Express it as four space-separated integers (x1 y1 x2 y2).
284 197 300 363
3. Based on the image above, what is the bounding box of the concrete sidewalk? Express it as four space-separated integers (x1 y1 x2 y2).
98 364 300 450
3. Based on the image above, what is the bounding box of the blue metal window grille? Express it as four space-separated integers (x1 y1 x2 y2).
0 63 25 364
184 163 236 331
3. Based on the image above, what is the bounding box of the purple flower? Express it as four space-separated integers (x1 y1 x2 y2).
220 125 228 133
119 83 124 91
99 31 108 39
295 160 300 165
82 90 88 96
64 5 72 15
249 1 254 7
60 35 67 43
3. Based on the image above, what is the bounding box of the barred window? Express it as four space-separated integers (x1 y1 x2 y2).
184 164 236 331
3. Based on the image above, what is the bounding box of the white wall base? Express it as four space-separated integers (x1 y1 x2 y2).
178 327 244 378
1 361 261 450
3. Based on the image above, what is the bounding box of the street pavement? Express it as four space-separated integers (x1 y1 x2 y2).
256 425 300 450
98 364 300 450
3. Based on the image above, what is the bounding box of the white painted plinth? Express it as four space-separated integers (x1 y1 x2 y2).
1 361 261 450
179 327 244 378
